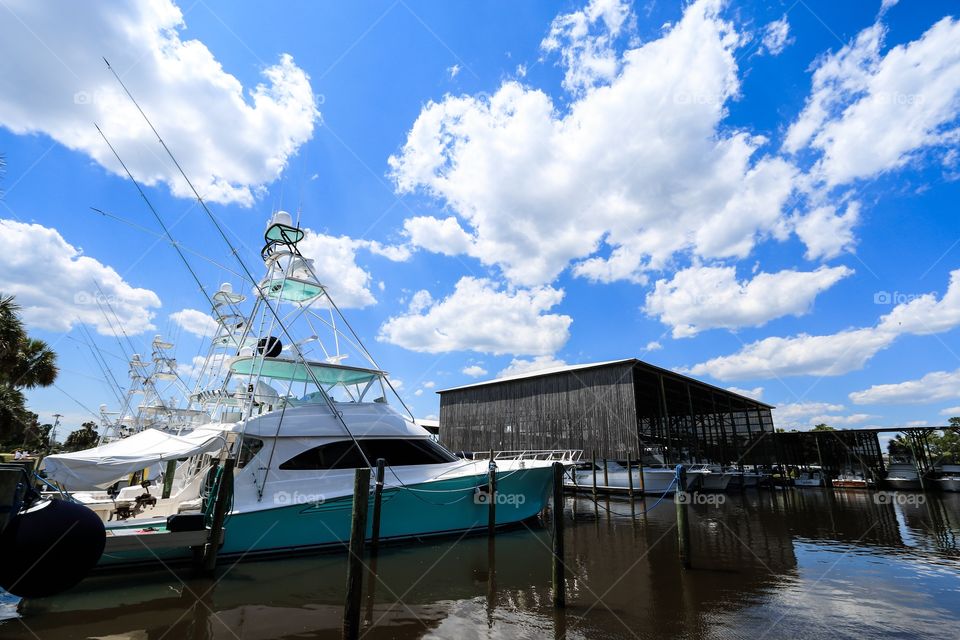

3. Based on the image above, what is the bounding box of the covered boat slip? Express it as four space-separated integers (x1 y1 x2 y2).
41 426 233 489
438 359 777 468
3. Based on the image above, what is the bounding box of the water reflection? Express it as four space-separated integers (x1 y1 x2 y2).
2 491 958 639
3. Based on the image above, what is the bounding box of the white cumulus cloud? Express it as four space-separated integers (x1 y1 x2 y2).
850 368 960 405
774 401 844 427
644 264 853 338
794 202 860 260
0 1 319 206
498 355 568 378
784 16 960 186
170 308 217 338
687 268 960 380
0 219 160 335
541 0 633 94
726 386 764 401
462 365 488 378
297 229 410 309
378 277 572 356
761 16 792 56
390 0 799 287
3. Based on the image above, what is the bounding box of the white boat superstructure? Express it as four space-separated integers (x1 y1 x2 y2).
795 470 823 487
934 464 960 492
568 460 714 495
885 463 922 491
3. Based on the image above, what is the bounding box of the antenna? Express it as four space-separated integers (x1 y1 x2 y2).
51 413 62 446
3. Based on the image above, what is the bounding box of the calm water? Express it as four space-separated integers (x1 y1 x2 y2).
2 490 959 639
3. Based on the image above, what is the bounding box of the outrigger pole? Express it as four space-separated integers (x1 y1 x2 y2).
101 57 373 468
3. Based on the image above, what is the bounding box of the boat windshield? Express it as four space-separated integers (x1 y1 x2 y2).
279 438 458 470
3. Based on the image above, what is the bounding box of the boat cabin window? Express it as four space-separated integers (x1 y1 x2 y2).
279 438 457 470
237 437 264 469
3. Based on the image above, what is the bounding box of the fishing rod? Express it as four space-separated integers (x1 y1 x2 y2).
93 124 228 331
103 58 374 470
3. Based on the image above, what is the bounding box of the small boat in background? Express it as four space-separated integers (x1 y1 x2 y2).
689 464 733 493
571 460 680 495
832 470 874 489
884 463 922 491
795 470 823 487
934 464 960 492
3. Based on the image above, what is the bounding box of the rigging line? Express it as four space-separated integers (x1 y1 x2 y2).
89 291 131 363
103 59 373 470
92 280 139 357
90 207 248 282
64 332 126 363
76 324 125 405
52 383 103 422
92 125 228 331
65 334 124 403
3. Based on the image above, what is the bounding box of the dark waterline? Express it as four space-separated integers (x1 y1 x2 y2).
2 490 958 639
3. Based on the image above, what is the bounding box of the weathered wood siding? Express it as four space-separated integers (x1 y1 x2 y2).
439 362 637 457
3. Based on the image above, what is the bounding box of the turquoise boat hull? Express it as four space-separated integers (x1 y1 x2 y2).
99 465 554 567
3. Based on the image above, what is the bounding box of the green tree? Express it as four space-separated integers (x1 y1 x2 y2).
888 434 914 461
927 419 960 465
63 421 99 452
0 296 59 444
811 423 835 431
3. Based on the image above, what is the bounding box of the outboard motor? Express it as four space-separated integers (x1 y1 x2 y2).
0 465 105 599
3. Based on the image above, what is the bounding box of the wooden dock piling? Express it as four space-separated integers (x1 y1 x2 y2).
161 460 177 499
487 449 496 537
626 453 634 499
675 465 691 569
591 450 597 498
370 458 385 555
343 466 371 640
603 458 609 487
202 457 235 573
551 462 565 608
638 455 646 494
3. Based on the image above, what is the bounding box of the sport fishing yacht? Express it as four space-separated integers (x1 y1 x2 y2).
42 212 559 566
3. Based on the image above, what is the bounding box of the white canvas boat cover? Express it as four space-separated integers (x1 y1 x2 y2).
42 427 230 489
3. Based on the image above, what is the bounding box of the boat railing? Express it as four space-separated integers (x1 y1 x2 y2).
475 449 583 463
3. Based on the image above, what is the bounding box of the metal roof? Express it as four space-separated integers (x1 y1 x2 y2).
436 359 636 393
436 357 774 408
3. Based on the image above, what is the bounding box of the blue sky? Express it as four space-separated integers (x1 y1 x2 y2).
1 0 959 439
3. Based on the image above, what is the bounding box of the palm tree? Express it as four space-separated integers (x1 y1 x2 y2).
0 295 58 443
